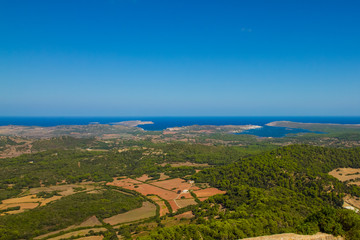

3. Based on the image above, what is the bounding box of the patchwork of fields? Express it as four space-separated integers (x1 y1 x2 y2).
0 183 97 215
107 175 226 211
0 175 225 240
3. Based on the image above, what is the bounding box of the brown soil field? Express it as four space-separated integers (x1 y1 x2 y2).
147 195 169 216
111 177 142 187
193 188 226 198
329 168 360 182
135 183 177 199
242 232 342 240
46 227 107 240
168 199 180 211
108 178 178 201
108 177 225 212
77 236 104 240
151 178 200 192
103 201 156 225
175 198 197 208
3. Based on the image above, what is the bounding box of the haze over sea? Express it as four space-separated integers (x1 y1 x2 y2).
0 116 359 131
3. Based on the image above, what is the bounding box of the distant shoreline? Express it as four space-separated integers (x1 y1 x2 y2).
110 120 154 127
267 121 360 128
0 117 359 131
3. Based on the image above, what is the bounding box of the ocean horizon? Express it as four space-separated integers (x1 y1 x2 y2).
0 116 360 131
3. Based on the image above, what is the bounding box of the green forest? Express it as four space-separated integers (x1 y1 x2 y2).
0 142 263 201
141 145 360 239
1 137 360 239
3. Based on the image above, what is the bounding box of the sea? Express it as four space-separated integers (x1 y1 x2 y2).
0 116 359 138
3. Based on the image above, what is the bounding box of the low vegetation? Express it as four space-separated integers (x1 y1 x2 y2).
0 189 143 240
1 130 360 239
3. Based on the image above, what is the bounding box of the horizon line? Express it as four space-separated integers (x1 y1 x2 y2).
1 116 360 118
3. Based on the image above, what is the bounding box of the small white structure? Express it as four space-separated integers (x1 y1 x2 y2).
182 189 189 193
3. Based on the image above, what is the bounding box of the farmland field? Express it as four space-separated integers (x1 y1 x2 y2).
0 189 142 239
329 168 360 184
147 195 169 216
192 188 226 199
0 183 99 214
108 178 178 200
77 236 104 240
151 178 200 192
34 215 102 239
0 195 47 214
47 227 107 240
103 201 156 225
107 177 226 211
175 198 197 208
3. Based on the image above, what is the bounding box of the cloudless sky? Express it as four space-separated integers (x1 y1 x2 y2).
1 0 359 116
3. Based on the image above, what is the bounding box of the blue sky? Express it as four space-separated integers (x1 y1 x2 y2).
1 0 359 116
